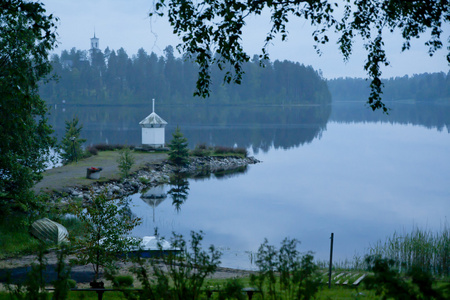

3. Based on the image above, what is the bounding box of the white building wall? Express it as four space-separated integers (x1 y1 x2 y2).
142 127 165 147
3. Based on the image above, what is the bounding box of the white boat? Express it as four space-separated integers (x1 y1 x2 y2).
131 236 181 258
30 218 69 245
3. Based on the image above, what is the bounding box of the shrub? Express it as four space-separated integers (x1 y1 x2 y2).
112 275 134 288
138 176 151 184
250 238 321 300
233 147 248 157
87 146 98 156
117 147 135 178
89 143 136 152
132 231 221 299
71 191 141 282
213 145 233 154
219 278 246 300
197 143 208 150
213 146 248 157
67 279 77 288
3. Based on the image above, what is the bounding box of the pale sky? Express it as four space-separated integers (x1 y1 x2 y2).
43 0 449 79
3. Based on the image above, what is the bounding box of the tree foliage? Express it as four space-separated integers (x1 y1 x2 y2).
71 191 141 282
132 231 222 299
60 117 86 164
168 172 190 211
364 255 450 299
0 0 57 215
117 146 135 178
151 0 450 112
329 72 450 102
251 238 320 299
168 126 190 167
40 47 330 105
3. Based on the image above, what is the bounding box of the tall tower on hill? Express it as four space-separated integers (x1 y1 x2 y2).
90 31 99 50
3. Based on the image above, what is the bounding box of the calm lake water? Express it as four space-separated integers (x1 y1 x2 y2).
49 102 450 269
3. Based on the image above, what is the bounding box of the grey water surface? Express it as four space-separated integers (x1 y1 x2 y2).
49 102 450 269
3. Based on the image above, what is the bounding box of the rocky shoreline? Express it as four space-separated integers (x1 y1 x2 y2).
58 156 260 203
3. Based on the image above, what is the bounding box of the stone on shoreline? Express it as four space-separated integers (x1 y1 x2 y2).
58 156 260 204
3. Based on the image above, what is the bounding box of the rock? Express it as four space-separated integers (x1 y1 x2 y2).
60 155 260 206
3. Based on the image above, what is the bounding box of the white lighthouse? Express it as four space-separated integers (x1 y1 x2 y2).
139 99 167 148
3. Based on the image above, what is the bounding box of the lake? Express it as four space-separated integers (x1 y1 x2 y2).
49 102 450 269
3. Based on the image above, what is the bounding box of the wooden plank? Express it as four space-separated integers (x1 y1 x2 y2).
353 274 367 286
333 272 346 280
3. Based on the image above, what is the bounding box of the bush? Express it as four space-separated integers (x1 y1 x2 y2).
89 144 136 152
191 143 212 157
213 146 248 157
213 145 233 154
197 143 208 150
132 231 221 299
250 238 321 300
67 279 77 288
87 146 98 156
112 275 134 288
138 176 151 184
117 147 135 178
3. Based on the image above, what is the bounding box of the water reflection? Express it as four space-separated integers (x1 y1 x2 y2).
140 186 167 222
129 121 449 270
48 103 448 155
331 102 450 132
47 105 331 151
167 172 190 212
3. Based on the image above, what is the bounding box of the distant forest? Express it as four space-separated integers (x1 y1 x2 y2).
39 46 331 106
328 72 450 102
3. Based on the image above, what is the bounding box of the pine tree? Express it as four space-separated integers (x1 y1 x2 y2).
117 146 135 178
168 126 189 167
60 117 86 164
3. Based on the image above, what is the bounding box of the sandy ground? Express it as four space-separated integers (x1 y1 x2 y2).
0 252 254 290
33 151 167 194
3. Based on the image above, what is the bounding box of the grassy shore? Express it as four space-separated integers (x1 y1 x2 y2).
33 150 168 194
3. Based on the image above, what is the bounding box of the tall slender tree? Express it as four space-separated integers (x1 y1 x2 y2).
0 0 58 215
60 117 86 164
168 126 190 167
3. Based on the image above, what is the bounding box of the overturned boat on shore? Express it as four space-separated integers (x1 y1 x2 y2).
130 236 180 258
30 218 69 245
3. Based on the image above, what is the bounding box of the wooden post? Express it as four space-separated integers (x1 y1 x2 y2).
328 232 334 289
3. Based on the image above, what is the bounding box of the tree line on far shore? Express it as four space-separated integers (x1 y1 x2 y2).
39 46 331 106
328 72 450 102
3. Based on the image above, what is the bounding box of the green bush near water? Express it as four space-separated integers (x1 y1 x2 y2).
191 143 248 158
367 225 450 276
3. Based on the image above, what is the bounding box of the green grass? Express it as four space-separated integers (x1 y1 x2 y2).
0 210 86 258
0 216 42 259
367 225 449 276
0 284 379 299
0 227 41 259
191 143 248 158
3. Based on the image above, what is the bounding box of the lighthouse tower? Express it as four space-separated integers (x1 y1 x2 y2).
139 99 167 148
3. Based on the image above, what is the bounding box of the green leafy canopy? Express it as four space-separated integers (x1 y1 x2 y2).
151 0 449 113
71 191 141 281
0 0 58 215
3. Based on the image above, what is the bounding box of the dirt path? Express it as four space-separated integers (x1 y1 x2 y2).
0 252 253 289
33 151 167 194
